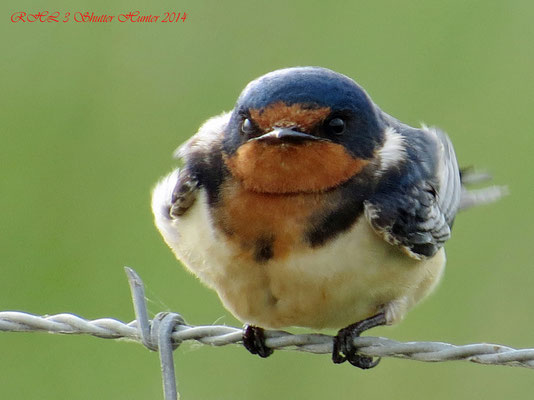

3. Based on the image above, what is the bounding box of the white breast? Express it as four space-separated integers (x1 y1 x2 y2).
152 171 446 329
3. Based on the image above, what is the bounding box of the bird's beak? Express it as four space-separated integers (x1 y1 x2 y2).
250 128 322 144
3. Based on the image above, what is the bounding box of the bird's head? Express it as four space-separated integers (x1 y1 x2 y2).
222 67 386 194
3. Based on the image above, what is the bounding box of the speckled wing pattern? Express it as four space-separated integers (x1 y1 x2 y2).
169 170 199 217
365 126 461 260
163 113 231 219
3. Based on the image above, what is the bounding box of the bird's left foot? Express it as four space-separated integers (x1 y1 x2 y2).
332 312 387 369
243 325 273 358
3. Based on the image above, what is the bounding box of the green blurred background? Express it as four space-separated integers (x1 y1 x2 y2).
2 0 533 399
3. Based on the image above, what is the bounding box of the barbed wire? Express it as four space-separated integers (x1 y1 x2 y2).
1 309 534 368
1 267 532 400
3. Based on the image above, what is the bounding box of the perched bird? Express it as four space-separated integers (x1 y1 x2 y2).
152 67 504 368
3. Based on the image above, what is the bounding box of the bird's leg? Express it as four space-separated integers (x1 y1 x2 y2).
332 312 387 369
243 324 274 358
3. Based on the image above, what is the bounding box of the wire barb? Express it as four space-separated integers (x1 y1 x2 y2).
125 267 185 400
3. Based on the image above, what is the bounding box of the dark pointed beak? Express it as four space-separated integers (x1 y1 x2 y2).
250 128 322 144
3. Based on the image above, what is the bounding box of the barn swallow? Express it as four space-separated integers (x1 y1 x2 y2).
152 67 505 368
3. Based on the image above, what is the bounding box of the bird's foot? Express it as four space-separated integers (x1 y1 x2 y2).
243 325 273 358
332 312 387 369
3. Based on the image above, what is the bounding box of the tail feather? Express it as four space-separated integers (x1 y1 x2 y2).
459 186 508 211
459 167 493 185
459 168 508 211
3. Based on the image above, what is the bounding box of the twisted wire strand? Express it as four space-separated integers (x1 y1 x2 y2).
1 311 532 369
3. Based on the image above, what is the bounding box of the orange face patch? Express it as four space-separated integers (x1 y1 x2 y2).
224 141 369 194
249 102 330 133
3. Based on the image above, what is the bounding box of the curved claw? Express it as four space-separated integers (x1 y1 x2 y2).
347 354 381 369
332 312 386 369
243 325 273 358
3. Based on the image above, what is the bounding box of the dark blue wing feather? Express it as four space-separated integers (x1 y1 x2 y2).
365 124 461 259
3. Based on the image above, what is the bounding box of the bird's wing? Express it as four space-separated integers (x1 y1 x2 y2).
168 112 231 216
365 126 461 260
169 170 199 217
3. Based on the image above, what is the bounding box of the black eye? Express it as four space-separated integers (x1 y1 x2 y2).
241 118 254 135
327 118 345 135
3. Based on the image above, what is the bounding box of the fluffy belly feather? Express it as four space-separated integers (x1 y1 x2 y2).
152 176 445 329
